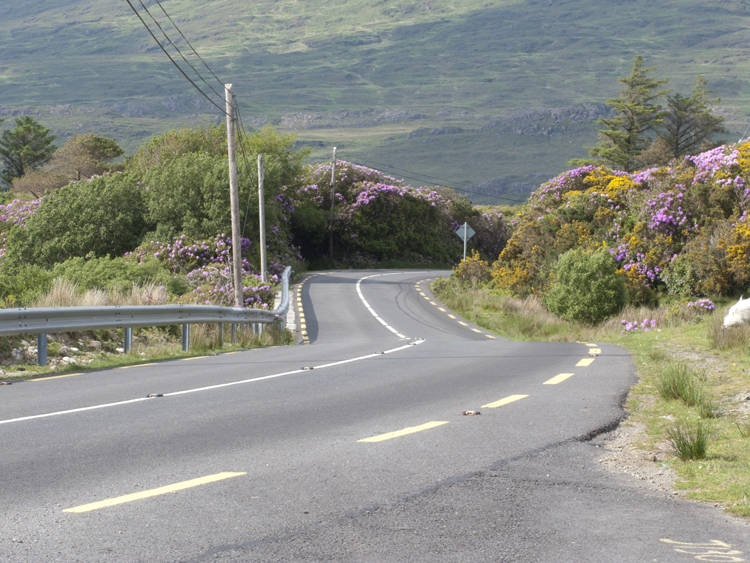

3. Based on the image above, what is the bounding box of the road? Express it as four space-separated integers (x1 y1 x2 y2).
1 269 747 562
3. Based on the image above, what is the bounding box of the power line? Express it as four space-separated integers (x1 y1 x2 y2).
123 0 229 117
152 0 226 88
349 158 530 205
136 0 226 103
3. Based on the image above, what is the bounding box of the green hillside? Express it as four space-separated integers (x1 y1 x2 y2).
2 0 749 201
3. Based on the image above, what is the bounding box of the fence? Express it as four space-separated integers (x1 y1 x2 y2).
0 267 291 366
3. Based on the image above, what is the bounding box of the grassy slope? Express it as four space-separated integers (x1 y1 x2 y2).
432 279 750 518
1 0 749 199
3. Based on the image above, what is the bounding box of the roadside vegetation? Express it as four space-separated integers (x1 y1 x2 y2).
433 280 750 518
0 119 507 371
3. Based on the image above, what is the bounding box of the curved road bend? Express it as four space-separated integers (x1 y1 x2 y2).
1 270 747 562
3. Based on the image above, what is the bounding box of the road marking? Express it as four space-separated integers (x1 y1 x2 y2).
64 472 246 513
485 334 496 339
358 421 449 443
438 307 446 312
660 539 745 561
419 292 426 296
32 373 83 381
1 340 427 426
458 321 468 326
447 314 456 319
589 348 601 355
356 273 408 339
300 324 306 329
576 358 595 367
544 373 574 385
482 394 529 408
471 328 482 333
429 301 437 305
182 356 208 361
423 295 430 300
116 363 157 370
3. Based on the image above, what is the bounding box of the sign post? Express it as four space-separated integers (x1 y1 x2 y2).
455 222 475 262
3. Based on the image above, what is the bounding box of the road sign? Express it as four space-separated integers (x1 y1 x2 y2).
455 222 475 261
455 223 475 241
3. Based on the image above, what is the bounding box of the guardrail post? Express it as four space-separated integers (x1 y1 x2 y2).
182 324 190 352
218 323 224 347
37 333 47 366
231 323 237 345
258 322 263 337
124 328 132 353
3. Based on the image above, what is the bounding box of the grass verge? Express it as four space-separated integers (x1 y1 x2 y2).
0 323 293 381
432 276 750 519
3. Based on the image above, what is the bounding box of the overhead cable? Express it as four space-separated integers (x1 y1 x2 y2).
124 0 229 117
152 0 227 88
136 0 226 104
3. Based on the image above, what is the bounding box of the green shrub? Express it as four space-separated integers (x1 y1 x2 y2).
3 172 147 268
668 421 711 461
0 264 54 307
543 248 627 324
51 254 188 296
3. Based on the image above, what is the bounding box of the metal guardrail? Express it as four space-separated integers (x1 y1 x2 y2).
0 266 292 366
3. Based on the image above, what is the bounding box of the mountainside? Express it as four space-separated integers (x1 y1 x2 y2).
2 0 749 202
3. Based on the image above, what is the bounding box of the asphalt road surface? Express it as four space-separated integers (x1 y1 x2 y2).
1 270 748 562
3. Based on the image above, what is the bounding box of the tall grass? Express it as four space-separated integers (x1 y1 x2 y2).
655 361 706 406
668 421 712 461
708 314 750 351
31 278 169 307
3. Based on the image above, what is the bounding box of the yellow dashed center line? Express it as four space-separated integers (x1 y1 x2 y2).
64 472 247 513
182 356 208 361
32 373 83 381
482 394 529 409
429 301 437 305
358 421 449 443
116 363 157 370
471 328 482 333
448 314 456 319
438 307 446 312
589 348 601 355
544 373 574 385
576 358 595 367
458 321 468 326
485 334 496 339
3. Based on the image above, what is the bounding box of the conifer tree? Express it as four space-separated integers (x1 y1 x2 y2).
0 116 57 188
657 76 727 160
587 56 670 172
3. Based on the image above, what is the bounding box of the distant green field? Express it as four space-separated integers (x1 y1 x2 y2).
1 0 747 200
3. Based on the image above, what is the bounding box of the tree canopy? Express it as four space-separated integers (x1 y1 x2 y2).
0 116 57 188
655 76 727 161
587 56 670 172
12 133 124 197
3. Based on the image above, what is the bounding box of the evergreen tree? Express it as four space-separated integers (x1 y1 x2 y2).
587 56 670 172
0 116 57 188
657 77 727 160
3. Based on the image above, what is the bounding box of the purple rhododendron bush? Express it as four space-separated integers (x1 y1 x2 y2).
486 139 750 307
0 125 510 309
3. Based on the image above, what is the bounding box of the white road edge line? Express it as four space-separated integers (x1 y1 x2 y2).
0 340 426 426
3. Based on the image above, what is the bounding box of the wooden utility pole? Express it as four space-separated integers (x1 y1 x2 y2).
258 153 268 283
225 84 243 308
329 147 337 261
